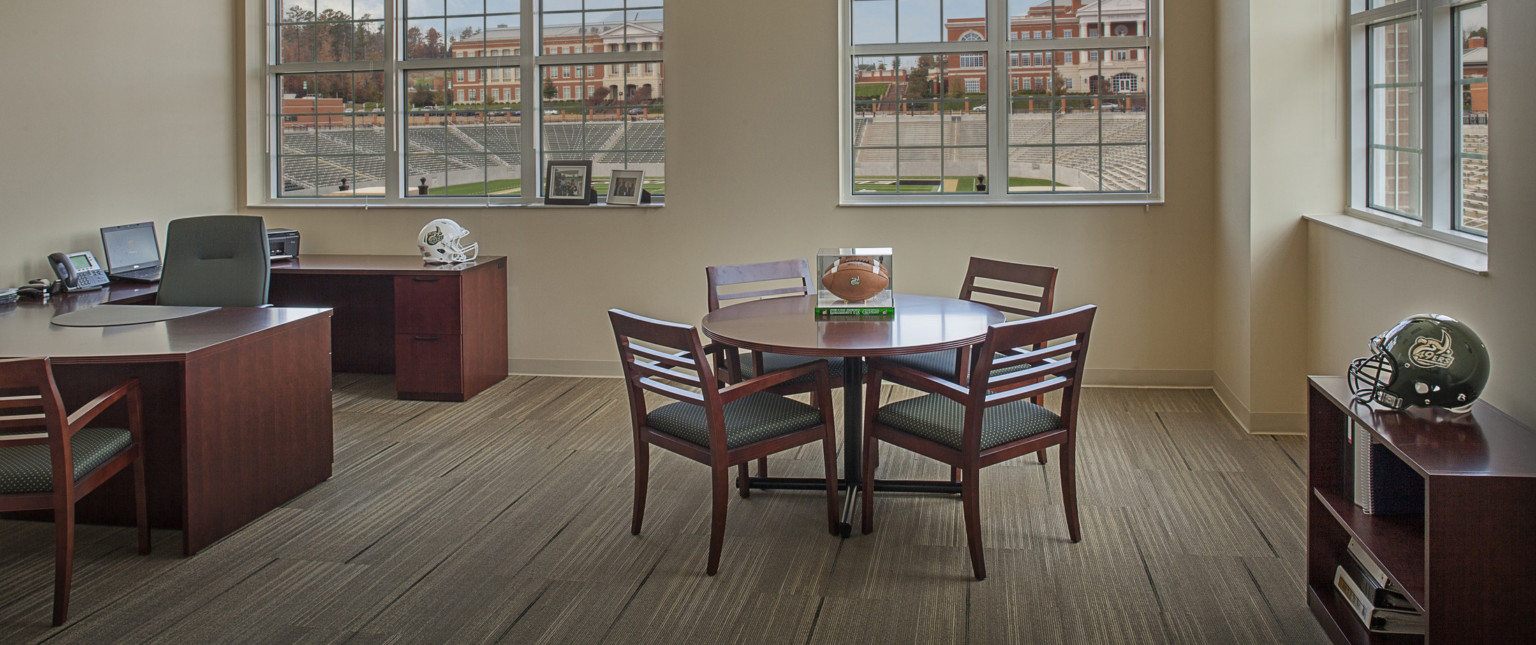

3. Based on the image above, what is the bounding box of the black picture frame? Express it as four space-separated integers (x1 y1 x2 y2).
543 160 594 205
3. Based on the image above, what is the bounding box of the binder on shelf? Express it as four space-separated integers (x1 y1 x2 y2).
1348 423 1425 516
1340 548 1415 611
1346 538 1397 592
1334 567 1427 635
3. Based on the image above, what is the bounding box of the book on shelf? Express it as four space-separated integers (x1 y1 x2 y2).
1346 538 1398 592
1347 421 1425 515
1334 566 1426 635
1340 547 1416 611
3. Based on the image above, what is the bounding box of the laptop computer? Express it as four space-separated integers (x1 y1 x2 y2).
99 221 163 282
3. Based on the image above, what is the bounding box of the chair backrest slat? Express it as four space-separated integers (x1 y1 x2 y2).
610 309 723 439
706 259 814 311
637 377 707 405
959 257 1058 320
627 343 700 372
629 357 703 388
0 394 43 410
0 414 48 430
967 306 1097 436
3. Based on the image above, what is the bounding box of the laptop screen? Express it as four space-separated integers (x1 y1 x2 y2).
100 222 161 272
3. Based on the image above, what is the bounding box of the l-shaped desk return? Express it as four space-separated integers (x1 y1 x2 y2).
112 254 510 402
0 255 507 554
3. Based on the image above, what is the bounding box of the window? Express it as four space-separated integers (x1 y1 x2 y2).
1349 0 1489 244
268 0 665 204
844 0 1159 203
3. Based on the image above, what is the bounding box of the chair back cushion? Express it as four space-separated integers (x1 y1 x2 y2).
158 215 270 307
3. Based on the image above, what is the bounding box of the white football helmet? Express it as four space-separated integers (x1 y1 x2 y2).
417 218 479 264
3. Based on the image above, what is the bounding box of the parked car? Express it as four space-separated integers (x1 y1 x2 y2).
628 107 644 115
971 105 987 112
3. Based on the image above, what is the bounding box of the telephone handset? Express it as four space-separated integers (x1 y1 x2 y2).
47 251 109 292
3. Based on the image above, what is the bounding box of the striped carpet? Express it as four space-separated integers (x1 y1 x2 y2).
0 374 1328 643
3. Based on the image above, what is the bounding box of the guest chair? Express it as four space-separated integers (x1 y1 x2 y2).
861 305 1096 580
609 309 840 575
0 357 150 625
882 257 1058 465
706 259 848 489
157 215 270 307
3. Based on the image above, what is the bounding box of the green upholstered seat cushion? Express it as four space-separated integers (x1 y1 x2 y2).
880 350 1035 379
876 394 1061 451
0 427 133 494
739 352 846 385
647 392 824 449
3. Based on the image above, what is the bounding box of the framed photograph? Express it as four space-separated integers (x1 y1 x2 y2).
543 160 593 205
606 169 645 205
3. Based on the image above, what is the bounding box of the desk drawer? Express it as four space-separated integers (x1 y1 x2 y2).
395 275 461 335
395 333 464 399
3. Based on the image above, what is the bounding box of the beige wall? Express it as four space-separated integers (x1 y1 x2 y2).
244 0 1220 383
1214 0 1345 433
0 1 238 288
1307 0 1536 428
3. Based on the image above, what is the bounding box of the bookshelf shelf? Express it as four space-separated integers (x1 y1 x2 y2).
1306 376 1536 644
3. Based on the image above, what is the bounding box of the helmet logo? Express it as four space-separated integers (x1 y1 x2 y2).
1408 331 1455 369
425 227 444 246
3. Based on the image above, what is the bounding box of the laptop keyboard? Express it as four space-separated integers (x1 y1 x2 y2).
114 267 161 281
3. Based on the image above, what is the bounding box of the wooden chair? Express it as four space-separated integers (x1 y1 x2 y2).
882 257 1058 465
0 357 150 625
706 259 847 488
861 305 1096 580
609 310 840 575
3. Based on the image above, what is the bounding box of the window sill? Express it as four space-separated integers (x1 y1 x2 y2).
1304 212 1488 275
245 200 664 210
837 197 1164 208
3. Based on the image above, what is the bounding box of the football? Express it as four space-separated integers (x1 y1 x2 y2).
821 256 890 302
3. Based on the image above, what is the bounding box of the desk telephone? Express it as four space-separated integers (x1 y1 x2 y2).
47 251 109 292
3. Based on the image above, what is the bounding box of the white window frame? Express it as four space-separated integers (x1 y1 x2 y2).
839 0 1164 205
262 0 664 207
1347 0 1486 250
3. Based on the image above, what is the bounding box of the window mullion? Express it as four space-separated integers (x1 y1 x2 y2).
986 0 1007 198
521 0 536 205
385 0 400 203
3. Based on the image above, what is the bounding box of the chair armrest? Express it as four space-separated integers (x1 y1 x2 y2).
868 356 970 404
717 359 827 404
65 379 139 435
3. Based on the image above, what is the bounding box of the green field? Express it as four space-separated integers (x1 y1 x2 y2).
855 83 890 99
852 176 1064 193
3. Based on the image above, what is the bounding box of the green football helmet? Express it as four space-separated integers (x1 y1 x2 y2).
1348 314 1490 412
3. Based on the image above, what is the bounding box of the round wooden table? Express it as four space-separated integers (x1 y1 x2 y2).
702 293 1003 536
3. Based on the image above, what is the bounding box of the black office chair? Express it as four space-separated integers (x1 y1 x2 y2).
157 215 270 307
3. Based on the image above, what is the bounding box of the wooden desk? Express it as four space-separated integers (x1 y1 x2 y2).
0 297 334 555
701 294 1003 535
109 255 509 401
267 255 508 401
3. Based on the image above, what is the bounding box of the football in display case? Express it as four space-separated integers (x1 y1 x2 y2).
816 248 894 317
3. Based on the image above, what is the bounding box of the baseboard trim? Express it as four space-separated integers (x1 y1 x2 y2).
509 358 622 378
1211 372 1307 435
1082 369 1212 388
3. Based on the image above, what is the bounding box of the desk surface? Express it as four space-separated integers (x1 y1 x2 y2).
0 298 330 364
701 294 1004 358
273 254 506 276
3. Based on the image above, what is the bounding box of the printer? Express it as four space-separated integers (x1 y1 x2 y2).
268 228 300 260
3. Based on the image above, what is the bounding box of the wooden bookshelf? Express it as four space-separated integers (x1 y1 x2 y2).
1307 376 1536 644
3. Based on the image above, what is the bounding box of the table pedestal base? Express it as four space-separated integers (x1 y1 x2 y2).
743 356 963 538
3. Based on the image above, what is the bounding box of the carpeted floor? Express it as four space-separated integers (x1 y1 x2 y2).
0 374 1328 644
